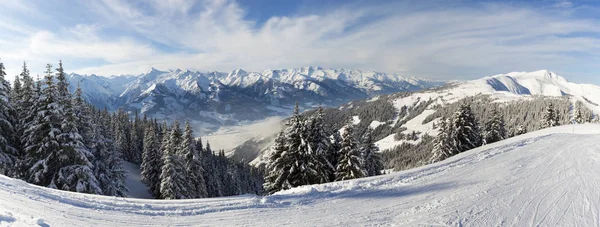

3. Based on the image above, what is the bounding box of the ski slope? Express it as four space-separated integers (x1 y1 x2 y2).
2 124 600 226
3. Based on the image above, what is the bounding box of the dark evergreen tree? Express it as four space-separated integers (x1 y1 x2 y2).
0 60 18 177
483 107 506 144
53 61 101 194
159 120 189 199
141 122 162 198
360 128 383 176
542 103 559 128
263 132 289 194
92 109 128 196
304 106 334 183
451 102 482 152
180 121 206 198
430 117 456 163
335 121 366 181
22 64 64 187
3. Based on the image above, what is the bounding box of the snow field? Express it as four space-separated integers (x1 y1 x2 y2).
2 124 600 226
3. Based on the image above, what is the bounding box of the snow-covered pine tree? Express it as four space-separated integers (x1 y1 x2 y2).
305 106 334 183
92 108 128 196
335 121 366 181
430 117 456 163
159 120 189 199
53 61 102 194
573 105 585 124
360 128 384 176
141 121 162 198
130 111 143 164
263 131 290 194
22 64 65 187
180 121 207 198
114 109 133 162
483 107 506 144
451 102 482 152
73 84 94 149
542 103 559 128
283 102 328 187
202 141 224 197
13 62 36 177
328 130 342 181
0 60 18 177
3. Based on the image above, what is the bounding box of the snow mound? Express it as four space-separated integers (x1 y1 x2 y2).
2 124 600 226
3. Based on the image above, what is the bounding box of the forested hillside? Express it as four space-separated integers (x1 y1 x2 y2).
0 61 263 199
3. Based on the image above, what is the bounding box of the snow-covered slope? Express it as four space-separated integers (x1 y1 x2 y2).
1 124 600 226
372 70 600 150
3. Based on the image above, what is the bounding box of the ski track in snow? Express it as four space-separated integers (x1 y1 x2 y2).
2 124 600 226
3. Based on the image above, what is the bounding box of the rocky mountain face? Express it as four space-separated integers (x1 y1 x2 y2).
68 66 441 133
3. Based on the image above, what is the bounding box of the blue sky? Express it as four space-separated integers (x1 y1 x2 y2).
1 0 599 84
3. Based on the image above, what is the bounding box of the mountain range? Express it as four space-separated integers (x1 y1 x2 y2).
67 66 441 133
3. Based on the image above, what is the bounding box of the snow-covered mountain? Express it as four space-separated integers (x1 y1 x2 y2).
246 70 600 165
2 124 600 226
68 66 440 133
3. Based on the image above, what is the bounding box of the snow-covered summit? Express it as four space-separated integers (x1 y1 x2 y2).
2 124 600 226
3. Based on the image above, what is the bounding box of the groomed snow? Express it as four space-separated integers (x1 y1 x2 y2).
2 124 600 226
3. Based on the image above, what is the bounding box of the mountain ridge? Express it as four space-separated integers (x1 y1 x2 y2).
67 66 442 133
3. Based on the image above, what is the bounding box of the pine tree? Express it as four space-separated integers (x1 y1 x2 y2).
360 128 384 176
92 109 128 196
542 103 559 128
335 121 366 181
0 60 18 177
141 122 162 198
180 121 206 198
573 105 585 124
328 130 342 181
53 61 102 194
73 84 94 149
451 102 482 152
159 120 189 199
22 64 64 187
263 131 290 194
430 117 456 163
483 107 506 144
304 106 333 183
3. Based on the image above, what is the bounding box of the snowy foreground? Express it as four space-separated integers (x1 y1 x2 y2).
2 125 600 226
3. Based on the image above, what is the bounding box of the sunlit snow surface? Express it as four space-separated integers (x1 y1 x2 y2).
1 124 600 226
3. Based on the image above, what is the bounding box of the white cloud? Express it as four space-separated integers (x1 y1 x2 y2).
1 0 599 82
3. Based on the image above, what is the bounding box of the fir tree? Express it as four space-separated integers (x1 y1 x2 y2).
573 105 585 124
335 121 366 181
92 109 128 196
263 131 290 194
360 128 384 176
328 131 342 181
53 61 101 194
451 102 482 152
180 121 206 198
483 107 506 144
141 122 162 198
22 64 64 187
430 117 457 163
159 120 189 199
0 60 18 177
542 103 559 128
304 106 333 183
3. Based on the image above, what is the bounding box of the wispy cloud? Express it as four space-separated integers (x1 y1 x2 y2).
0 0 599 83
